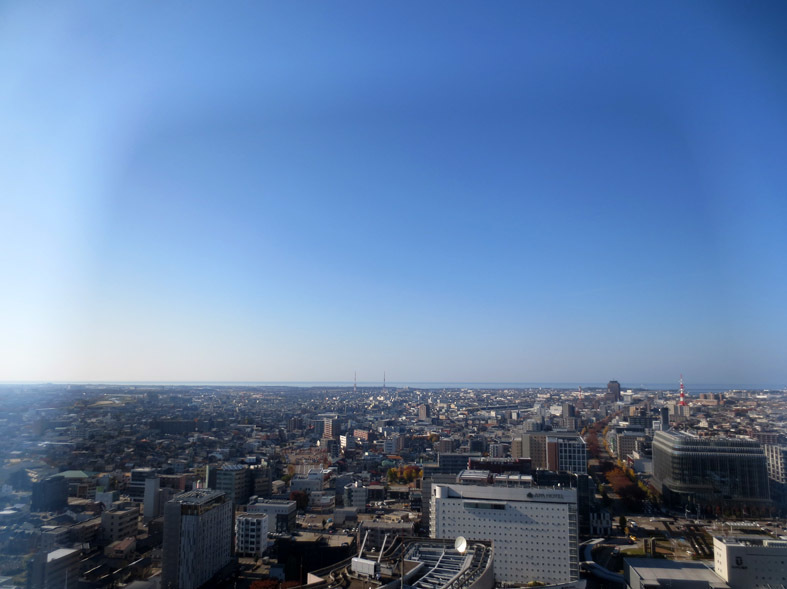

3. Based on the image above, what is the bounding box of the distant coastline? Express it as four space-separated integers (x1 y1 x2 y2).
0 381 784 393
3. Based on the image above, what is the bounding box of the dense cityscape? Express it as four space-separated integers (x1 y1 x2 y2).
0 381 785 589
3 2 787 589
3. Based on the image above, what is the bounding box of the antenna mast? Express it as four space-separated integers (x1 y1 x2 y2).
679 375 686 406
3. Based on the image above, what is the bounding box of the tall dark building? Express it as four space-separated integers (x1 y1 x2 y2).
31 475 68 512
660 407 670 430
607 380 621 402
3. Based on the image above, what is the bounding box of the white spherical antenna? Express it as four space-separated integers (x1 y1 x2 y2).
454 536 467 554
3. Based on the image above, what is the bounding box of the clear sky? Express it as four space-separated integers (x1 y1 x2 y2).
1 2 786 386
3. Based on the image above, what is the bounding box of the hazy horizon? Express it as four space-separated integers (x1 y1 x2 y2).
1 379 783 394
2 2 786 384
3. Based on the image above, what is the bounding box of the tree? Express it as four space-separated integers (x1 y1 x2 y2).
619 515 627 533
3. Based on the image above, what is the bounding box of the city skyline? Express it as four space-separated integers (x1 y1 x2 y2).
0 379 782 393
2 2 786 384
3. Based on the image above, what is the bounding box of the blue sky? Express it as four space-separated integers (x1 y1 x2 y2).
1 2 786 386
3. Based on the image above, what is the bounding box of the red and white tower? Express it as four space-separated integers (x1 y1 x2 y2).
679 375 686 406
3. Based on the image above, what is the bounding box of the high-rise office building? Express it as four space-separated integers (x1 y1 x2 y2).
214 464 251 506
31 475 68 512
144 476 161 519
552 435 587 474
162 489 232 589
608 380 621 403
430 483 578 584
522 433 587 474
764 444 787 508
418 404 431 420
764 445 787 485
660 407 670 430
653 431 770 508
323 417 339 440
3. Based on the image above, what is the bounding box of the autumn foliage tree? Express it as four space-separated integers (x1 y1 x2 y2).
387 466 422 484
605 467 646 510
584 431 600 459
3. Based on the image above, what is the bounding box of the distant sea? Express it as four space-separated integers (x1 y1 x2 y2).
2 380 784 393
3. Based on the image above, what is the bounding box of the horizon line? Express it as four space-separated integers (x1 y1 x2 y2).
0 379 784 391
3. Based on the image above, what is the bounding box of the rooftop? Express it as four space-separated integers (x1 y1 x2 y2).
58 470 90 479
436 482 576 504
47 548 79 563
715 536 787 548
626 558 729 588
248 497 295 506
170 489 225 505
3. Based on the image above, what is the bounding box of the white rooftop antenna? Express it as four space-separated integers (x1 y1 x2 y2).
378 534 389 562
358 529 369 557
454 536 467 554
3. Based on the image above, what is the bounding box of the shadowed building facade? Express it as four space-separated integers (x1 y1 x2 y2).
162 489 232 589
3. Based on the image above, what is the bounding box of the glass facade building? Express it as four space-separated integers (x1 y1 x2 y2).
653 430 770 508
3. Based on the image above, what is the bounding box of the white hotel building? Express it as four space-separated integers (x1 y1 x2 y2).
714 536 787 588
430 484 578 585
